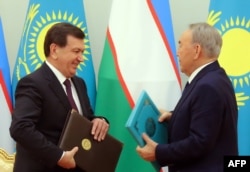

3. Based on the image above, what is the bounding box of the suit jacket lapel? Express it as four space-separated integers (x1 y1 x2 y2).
169 61 221 129
41 63 71 111
168 82 194 129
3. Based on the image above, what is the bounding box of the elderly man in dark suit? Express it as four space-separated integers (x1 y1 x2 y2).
10 22 109 172
136 22 238 172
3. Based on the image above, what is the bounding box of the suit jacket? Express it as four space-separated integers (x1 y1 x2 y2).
10 62 98 172
155 61 238 172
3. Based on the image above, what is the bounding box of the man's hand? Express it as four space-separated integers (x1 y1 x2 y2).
136 133 158 162
159 109 172 122
91 118 109 141
57 146 78 169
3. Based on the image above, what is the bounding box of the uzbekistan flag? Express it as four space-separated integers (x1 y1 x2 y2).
95 0 181 171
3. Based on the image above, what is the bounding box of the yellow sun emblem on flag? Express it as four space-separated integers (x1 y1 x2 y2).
16 3 90 78
207 10 250 108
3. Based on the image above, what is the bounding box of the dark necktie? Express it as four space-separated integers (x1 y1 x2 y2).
182 82 190 95
63 79 78 112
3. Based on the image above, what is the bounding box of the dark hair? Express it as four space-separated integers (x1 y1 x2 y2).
44 22 85 57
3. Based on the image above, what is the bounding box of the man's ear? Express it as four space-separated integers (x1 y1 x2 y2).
194 43 202 60
50 43 58 59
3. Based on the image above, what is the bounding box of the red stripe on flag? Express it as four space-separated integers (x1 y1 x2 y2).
107 28 135 108
147 0 182 87
0 70 13 113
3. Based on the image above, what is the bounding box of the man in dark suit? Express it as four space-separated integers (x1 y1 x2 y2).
10 22 109 172
136 22 238 172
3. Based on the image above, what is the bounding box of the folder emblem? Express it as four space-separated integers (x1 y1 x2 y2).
145 117 156 137
81 138 91 150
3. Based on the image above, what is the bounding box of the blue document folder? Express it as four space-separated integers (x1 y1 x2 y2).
125 90 168 171
126 90 168 146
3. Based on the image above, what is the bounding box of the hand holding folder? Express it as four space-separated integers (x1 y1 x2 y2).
57 146 79 169
58 110 123 172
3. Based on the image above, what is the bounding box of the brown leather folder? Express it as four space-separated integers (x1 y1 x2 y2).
58 110 123 172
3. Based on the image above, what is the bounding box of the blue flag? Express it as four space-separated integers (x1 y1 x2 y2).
0 17 15 154
208 0 250 155
12 0 96 108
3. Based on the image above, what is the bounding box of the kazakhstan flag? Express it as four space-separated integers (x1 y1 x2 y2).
12 0 96 109
207 0 250 155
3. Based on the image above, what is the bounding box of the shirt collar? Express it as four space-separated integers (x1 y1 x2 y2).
188 61 215 84
45 61 67 84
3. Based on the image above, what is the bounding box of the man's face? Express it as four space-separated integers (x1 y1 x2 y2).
177 30 197 76
54 35 84 78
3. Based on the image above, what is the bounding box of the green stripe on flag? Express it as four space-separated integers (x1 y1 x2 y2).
95 38 155 172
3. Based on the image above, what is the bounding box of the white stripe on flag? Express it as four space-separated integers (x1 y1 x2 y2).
109 0 180 109
0 83 14 153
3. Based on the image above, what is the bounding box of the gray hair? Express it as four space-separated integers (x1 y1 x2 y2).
189 22 222 58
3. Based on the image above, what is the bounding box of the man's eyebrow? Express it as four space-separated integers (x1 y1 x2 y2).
72 47 83 50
